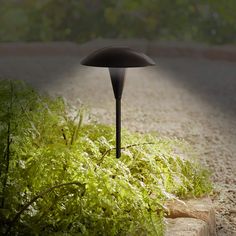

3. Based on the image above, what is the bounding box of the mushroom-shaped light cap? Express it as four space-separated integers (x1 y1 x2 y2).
80 47 155 68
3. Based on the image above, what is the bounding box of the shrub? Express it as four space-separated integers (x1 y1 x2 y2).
0 80 211 235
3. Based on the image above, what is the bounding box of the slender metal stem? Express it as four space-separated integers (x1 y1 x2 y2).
116 98 121 158
109 68 125 159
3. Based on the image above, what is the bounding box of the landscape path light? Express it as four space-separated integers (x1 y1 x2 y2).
81 47 155 158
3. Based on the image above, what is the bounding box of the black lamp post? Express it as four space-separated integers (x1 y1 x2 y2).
81 47 155 158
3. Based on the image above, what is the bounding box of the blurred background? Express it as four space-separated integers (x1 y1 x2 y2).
0 0 235 45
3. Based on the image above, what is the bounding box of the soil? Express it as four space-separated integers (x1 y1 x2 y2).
0 48 235 235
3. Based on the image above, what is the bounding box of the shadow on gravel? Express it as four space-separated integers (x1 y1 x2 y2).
0 56 81 92
0 54 235 120
156 57 236 118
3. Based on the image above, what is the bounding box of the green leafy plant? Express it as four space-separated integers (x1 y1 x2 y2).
0 80 211 235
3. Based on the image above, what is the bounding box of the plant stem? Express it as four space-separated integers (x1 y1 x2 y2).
70 111 83 146
61 128 68 145
1 81 13 208
5 181 85 235
97 142 156 166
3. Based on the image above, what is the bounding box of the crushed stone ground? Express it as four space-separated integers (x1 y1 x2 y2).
0 54 235 235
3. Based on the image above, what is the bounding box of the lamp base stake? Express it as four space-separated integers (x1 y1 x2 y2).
116 98 121 158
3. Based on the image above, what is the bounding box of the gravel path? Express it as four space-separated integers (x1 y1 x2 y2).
0 54 235 235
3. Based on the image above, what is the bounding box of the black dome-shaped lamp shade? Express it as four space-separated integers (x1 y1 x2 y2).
80 47 155 68
80 47 155 158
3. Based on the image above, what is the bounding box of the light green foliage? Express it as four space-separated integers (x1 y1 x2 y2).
0 80 211 235
0 0 235 44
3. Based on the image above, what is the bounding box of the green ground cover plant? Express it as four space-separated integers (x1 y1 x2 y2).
0 80 211 235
